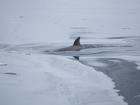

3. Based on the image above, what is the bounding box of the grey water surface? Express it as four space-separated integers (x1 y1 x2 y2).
78 36 140 105
80 58 140 105
47 36 140 105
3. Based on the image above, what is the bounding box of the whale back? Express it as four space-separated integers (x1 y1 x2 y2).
73 37 81 46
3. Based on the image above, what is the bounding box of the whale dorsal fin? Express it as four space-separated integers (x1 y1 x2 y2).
73 37 80 46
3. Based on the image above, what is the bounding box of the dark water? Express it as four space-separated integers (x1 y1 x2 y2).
4 72 17 75
75 36 140 105
50 36 140 105
79 58 140 105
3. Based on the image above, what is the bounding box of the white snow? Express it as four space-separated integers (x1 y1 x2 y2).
0 51 127 105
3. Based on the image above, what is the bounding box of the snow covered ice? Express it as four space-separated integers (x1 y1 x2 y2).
0 51 127 105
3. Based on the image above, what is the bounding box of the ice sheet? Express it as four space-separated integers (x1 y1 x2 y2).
0 51 127 105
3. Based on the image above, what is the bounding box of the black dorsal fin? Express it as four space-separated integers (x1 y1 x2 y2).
73 37 80 46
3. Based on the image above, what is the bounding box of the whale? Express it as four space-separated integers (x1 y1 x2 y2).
55 37 81 52
54 36 115 52
47 36 125 60
54 37 81 60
